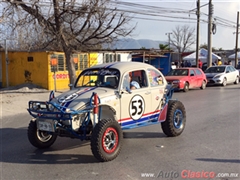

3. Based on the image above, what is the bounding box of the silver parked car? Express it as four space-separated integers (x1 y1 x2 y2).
204 65 239 86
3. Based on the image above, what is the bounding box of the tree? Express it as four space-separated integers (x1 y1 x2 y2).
170 25 195 57
3 0 135 85
159 44 169 51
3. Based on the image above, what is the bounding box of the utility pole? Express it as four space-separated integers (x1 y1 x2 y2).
196 0 200 68
234 11 239 68
5 39 9 87
207 0 213 67
165 32 172 50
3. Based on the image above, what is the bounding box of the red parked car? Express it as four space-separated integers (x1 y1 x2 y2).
165 68 207 92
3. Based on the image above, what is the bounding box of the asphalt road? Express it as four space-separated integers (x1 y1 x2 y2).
1 84 240 180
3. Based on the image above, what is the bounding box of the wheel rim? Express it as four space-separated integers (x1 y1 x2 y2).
173 109 183 129
37 130 52 142
236 78 239 84
102 127 118 154
202 81 206 88
223 79 227 86
185 84 189 90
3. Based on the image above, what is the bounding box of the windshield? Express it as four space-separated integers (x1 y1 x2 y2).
75 68 120 89
205 66 225 73
166 69 189 76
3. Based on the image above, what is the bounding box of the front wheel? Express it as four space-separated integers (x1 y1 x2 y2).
222 78 227 86
183 82 189 92
27 120 57 148
161 100 186 137
91 119 123 162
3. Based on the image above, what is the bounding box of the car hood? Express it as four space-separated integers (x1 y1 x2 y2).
205 73 224 78
50 87 116 111
165 76 187 81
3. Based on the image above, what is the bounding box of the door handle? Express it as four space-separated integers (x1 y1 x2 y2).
145 91 151 95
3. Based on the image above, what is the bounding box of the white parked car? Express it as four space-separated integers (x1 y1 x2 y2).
204 65 239 86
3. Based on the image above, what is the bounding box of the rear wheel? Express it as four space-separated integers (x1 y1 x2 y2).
183 82 189 92
222 78 227 86
200 81 206 89
91 119 123 162
27 120 57 148
161 100 186 137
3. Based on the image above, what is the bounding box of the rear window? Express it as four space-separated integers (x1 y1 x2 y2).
195 69 202 75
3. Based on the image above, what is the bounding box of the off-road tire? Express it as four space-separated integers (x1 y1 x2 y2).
200 80 206 89
28 120 57 149
91 119 123 162
183 82 189 92
161 100 186 137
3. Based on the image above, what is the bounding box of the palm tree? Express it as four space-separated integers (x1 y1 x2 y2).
159 44 169 50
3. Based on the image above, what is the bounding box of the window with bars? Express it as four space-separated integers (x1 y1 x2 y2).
58 54 64 71
105 54 109 63
79 54 88 70
117 54 121 61
83 54 88 69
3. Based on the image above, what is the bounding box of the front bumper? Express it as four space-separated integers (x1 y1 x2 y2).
207 77 223 85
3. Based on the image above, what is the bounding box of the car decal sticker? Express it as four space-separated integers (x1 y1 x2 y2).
119 109 166 128
104 62 119 68
129 95 145 120
119 110 160 123
59 87 97 111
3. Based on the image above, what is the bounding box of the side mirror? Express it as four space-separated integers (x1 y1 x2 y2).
226 71 230 73
190 74 194 76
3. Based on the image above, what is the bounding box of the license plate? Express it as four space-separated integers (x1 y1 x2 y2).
37 120 54 132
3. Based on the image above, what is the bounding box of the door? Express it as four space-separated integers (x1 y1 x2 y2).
147 68 166 122
119 70 152 129
195 68 204 87
188 69 198 88
225 66 234 82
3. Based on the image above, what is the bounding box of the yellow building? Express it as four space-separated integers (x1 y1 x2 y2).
0 50 132 90
0 51 100 90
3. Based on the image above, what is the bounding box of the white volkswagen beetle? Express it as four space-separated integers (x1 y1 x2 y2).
27 62 186 162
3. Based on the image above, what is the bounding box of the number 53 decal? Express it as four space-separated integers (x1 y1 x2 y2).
129 95 145 120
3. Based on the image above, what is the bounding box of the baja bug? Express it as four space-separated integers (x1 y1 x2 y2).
27 62 186 162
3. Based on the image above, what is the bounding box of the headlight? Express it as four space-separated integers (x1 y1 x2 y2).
32 103 40 110
173 80 180 83
214 75 222 78
48 104 55 111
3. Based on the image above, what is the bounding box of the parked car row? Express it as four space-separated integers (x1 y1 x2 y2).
165 65 239 92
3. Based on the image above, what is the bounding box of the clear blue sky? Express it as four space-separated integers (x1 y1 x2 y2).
119 0 240 50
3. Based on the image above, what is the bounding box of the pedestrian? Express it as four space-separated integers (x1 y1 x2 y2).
217 59 222 66
171 62 176 69
198 59 203 69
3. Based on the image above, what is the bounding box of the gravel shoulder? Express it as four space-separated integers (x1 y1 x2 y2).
0 83 62 118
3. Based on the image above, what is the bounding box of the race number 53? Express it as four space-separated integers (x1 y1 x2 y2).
129 95 145 120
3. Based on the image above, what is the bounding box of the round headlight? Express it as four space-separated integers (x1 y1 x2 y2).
48 104 55 111
32 103 39 110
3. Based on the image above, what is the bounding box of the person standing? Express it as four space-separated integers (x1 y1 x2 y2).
217 59 222 66
198 59 203 69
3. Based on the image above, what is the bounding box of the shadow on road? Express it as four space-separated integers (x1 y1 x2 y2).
123 131 166 139
195 158 240 164
0 127 99 164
